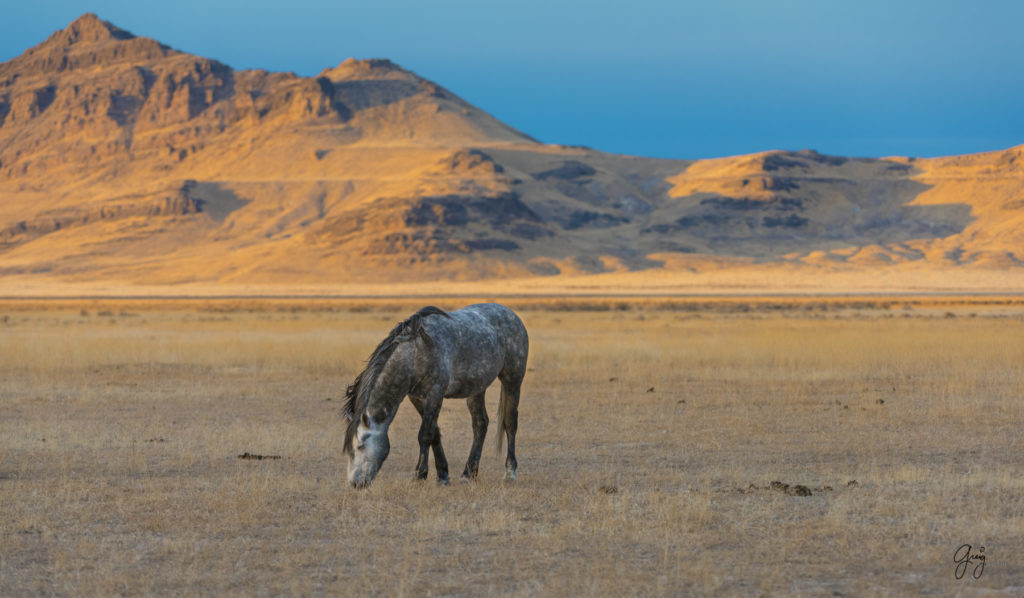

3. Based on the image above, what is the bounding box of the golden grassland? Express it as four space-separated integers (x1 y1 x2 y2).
1 297 1023 596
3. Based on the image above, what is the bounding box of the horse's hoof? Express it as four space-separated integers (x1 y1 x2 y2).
504 470 517 482
437 477 451 486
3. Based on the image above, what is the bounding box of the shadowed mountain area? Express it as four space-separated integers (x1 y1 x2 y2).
1 14 1023 292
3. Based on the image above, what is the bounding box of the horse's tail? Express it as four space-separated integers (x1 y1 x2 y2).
493 384 509 457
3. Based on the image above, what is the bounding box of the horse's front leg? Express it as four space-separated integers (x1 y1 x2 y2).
410 394 449 484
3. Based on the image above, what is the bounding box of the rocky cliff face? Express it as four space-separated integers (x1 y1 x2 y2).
0 14 1022 290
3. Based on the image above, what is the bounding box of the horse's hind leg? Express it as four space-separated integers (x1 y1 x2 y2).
462 392 488 480
409 395 450 485
498 375 522 481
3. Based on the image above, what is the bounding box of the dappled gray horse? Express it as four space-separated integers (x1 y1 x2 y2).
342 303 528 488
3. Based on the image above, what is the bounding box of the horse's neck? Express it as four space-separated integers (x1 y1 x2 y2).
370 343 418 413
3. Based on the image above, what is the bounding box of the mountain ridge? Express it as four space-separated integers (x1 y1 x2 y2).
1 14 1023 294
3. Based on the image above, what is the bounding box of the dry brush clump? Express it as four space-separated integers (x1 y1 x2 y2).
1 301 1022 596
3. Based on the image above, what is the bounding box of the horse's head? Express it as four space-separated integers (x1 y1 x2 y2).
341 306 445 488
344 410 391 488
341 335 416 489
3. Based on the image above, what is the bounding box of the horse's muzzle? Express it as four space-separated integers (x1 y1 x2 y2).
347 461 379 489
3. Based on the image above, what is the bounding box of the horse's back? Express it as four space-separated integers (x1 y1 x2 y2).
455 303 525 335
431 303 528 397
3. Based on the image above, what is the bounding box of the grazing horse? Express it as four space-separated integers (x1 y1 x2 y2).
342 303 528 488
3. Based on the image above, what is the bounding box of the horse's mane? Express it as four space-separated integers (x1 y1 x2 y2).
342 306 449 453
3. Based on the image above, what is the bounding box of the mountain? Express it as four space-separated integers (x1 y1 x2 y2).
1 13 1023 294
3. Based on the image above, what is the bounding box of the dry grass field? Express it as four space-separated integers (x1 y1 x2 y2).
1 297 1022 596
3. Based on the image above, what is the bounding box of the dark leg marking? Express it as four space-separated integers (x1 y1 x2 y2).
411 395 449 484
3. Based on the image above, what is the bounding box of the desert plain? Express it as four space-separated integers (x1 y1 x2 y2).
2 13 1024 597
0 296 1021 596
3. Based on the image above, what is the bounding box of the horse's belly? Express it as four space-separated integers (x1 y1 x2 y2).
443 369 499 399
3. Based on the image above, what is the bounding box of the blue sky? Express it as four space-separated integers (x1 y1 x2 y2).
3 1 1023 159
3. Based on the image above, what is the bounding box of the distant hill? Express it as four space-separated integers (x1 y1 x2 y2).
1 14 1023 294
